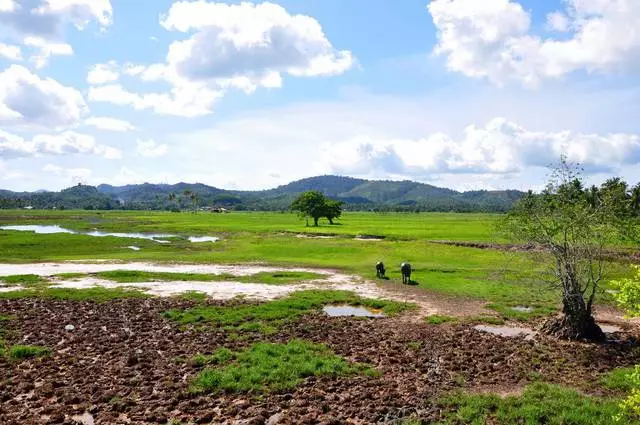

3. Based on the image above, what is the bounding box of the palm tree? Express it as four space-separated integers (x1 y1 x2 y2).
190 193 199 213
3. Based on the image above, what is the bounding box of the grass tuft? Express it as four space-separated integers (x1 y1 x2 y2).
191 340 374 394
438 382 621 424
8 345 50 360
601 367 638 393
1 274 46 286
426 315 458 325
163 290 415 333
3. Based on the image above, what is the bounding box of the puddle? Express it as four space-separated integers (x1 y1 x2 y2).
0 225 218 244
355 234 385 241
323 305 385 318
474 325 537 340
0 286 23 292
600 324 623 333
511 306 533 313
188 236 220 243
296 234 335 239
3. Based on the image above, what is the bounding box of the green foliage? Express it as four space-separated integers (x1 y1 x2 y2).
464 315 506 325
291 191 343 226
164 290 415 332
191 340 373 394
8 345 50 360
611 266 640 317
438 382 622 425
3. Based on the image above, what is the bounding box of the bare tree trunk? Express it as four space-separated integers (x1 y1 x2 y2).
541 261 606 341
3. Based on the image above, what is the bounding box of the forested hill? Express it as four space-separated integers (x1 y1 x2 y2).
0 175 524 212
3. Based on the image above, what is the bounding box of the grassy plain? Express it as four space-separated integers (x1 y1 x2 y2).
0 209 633 314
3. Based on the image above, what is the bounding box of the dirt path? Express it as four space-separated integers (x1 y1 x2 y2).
0 261 490 318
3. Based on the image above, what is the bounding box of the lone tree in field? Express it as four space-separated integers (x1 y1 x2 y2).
502 157 636 341
290 191 343 226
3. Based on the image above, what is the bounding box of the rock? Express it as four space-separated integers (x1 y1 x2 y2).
65 324 75 332
267 412 284 425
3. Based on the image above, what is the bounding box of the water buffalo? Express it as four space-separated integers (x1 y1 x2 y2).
401 262 411 284
376 262 386 278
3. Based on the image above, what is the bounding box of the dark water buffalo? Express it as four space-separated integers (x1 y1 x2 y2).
401 262 411 284
376 262 386 278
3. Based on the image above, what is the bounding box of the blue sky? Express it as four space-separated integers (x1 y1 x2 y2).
1 0 639 192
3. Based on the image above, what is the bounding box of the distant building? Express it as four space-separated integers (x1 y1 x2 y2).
23 206 34 210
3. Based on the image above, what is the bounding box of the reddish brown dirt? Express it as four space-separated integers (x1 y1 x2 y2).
1 298 639 425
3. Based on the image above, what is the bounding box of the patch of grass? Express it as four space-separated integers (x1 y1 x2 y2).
94 270 217 283
7 345 50 360
192 347 234 367
464 315 506 325
601 367 638 393
1 274 46 286
163 290 415 333
0 286 147 302
426 315 458 325
191 340 374 394
438 382 621 425
487 302 557 321
237 271 325 285
94 269 326 286
181 291 208 302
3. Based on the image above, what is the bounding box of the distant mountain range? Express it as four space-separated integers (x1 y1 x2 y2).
0 175 525 213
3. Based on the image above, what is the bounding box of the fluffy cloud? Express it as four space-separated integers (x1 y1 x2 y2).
88 1 353 116
87 61 119 84
0 42 20 60
428 0 640 86
0 0 112 67
136 138 168 158
322 118 640 178
84 116 135 132
0 65 88 129
161 1 354 83
88 83 223 118
0 129 121 159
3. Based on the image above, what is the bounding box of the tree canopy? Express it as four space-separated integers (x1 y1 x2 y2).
290 191 344 226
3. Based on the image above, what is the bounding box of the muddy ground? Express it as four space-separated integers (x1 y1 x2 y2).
1 298 639 425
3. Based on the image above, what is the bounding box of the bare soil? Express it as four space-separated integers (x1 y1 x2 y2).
1 297 639 425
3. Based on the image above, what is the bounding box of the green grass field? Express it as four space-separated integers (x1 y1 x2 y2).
0 209 633 314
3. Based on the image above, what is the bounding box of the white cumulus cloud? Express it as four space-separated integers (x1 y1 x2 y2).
322 118 640 178
0 129 121 159
0 42 20 60
87 61 120 84
84 116 135 132
136 138 168 158
0 0 112 67
0 65 88 129
428 0 640 86
88 1 353 117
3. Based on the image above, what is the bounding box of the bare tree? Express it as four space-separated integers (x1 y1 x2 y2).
501 157 625 341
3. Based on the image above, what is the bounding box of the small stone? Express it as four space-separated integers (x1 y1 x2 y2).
267 412 284 425
65 324 75 332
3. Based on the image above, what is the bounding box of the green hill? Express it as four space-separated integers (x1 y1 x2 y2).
0 176 524 212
